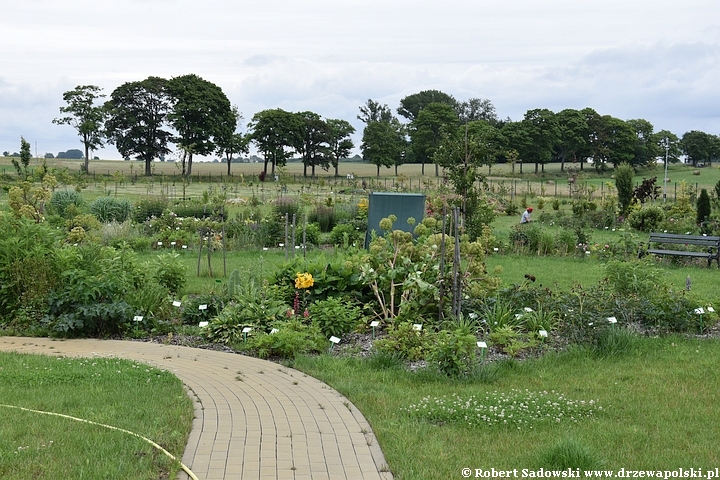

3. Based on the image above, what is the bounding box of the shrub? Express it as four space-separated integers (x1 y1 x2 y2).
330 223 364 247
151 253 187 295
133 197 168 222
90 196 132 223
427 329 478 377
309 297 363 337
697 188 711 227
50 190 83 218
373 321 433 361
248 319 326 359
615 163 635 214
308 206 336 232
626 205 665 232
273 197 302 220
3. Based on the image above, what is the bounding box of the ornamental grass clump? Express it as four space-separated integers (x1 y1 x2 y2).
403 389 601 429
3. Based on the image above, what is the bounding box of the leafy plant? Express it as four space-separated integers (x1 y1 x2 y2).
427 329 478 377
151 253 187 295
90 196 132 223
50 189 83 218
308 297 363 337
373 321 433 361
248 319 326 359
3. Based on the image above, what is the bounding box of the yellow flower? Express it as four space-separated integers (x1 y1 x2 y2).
295 272 314 289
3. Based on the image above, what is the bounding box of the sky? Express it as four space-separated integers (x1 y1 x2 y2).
1 0 719 160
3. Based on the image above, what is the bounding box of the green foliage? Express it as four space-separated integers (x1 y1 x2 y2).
626 205 665 232
329 223 363 247
697 188 711 226
273 197 303 220
615 163 635 214
539 438 605 470
309 297 363 337
180 293 225 325
44 244 136 337
248 319 327 359
427 329 478 377
151 253 187 294
50 190 83 218
480 299 520 332
133 197 169 222
308 205 337 232
90 196 133 223
604 260 658 296
0 217 61 322
373 321 433 361
591 326 640 358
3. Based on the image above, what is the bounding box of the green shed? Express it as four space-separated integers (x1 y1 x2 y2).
364 192 426 248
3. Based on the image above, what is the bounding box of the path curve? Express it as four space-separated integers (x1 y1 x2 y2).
0 337 393 480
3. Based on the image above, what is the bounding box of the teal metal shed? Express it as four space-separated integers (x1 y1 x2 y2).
364 192 426 248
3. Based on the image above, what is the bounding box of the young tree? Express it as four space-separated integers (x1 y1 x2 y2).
697 188 711 226
167 74 234 176
52 85 106 173
12 136 32 178
326 119 355 177
105 77 174 176
615 163 635 215
357 99 393 124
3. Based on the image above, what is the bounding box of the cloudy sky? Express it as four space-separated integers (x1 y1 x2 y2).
2 0 719 159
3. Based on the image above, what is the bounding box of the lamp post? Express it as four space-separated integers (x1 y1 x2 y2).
663 137 669 203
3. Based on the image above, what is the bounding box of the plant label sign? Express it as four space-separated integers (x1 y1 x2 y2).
539 330 548 338
413 324 422 331
477 341 487 349
172 300 181 307
199 321 208 327
370 321 380 327
329 336 341 344
133 316 143 322
199 304 208 311
242 327 252 333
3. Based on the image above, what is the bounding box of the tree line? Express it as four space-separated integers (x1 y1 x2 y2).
51 79 720 177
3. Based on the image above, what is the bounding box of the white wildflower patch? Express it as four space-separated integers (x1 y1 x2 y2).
402 389 601 428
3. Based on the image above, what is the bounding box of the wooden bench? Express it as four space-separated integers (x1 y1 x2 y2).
640 232 720 268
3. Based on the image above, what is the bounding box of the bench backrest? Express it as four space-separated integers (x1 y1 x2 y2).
648 233 720 247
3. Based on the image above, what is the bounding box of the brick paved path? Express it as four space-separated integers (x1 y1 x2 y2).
0 337 393 480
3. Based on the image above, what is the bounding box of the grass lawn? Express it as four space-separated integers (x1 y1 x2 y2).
294 335 720 479
0 352 194 479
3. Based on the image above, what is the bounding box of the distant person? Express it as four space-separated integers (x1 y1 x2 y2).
521 207 533 224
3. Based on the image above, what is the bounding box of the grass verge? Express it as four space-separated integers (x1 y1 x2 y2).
0 352 194 479
294 335 720 479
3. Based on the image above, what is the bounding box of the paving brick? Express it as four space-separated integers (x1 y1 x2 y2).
0 337 393 480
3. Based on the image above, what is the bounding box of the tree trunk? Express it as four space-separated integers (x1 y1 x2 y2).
187 153 193 176
84 144 90 174
145 157 152 176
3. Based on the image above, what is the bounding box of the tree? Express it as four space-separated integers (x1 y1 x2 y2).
655 130 681 165
215 106 249 176
604 116 636 169
296 112 330 177
697 188 711 226
357 99 393 124
12 137 32 177
52 85 106 174
681 130 720 167
326 119 355 177
248 109 303 177
615 163 635 215
408 102 459 175
627 119 659 168
456 98 498 124
361 118 406 177
105 77 174 176
166 74 234 176
521 109 560 173
501 121 531 174
555 109 588 172
397 89 457 122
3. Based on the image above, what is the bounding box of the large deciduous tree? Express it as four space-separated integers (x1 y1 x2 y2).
681 130 720 167
627 119 659 168
326 119 355 177
397 89 457 122
408 102 459 176
105 77 174 176
52 85 106 174
249 109 303 177
361 117 406 177
167 74 234 176
358 99 393 124
555 109 588 172
296 112 330 177
522 108 560 173
216 106 249 176
456 98 499 125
